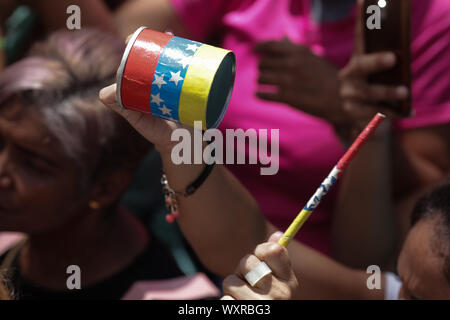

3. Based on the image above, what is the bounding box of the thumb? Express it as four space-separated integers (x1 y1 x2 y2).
268 231 284 243
99 84 120 111
99 84 142 124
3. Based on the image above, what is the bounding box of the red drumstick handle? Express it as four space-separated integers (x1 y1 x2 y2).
337 113 386 171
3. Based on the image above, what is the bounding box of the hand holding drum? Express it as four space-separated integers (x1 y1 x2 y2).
100 27 235 153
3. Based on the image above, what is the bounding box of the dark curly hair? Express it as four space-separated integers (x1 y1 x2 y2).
411 181 450 284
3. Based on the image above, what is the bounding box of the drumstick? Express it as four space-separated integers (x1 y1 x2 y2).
279 113 386 247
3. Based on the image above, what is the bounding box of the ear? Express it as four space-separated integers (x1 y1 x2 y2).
87 169 133 210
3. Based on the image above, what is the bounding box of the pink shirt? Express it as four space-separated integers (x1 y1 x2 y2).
170 0 450 255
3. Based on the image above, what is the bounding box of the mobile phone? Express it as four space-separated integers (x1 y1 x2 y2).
363 0 412 117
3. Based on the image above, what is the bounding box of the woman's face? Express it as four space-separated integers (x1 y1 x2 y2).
0 99 88 234
397 217 450 300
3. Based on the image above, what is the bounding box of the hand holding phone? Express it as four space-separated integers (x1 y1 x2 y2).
339 0 411 127
363 0 412 117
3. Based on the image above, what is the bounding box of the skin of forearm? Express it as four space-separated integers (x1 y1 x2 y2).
159 150 268 277
393 124 450 243
332 128 396 269
23 0 116 34
114 0 188 38
266 223 383 300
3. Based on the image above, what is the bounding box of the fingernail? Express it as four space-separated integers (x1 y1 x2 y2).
383 53 396 65
269 231 284 242
273 231 283 237
99 84 115 100
396 86 409 98
99 87 108 98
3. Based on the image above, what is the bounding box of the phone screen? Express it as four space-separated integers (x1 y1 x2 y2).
364 0 412 117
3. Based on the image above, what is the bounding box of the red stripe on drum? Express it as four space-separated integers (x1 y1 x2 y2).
120 29 174 113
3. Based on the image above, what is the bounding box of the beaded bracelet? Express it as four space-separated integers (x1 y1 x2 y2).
161 163 215 223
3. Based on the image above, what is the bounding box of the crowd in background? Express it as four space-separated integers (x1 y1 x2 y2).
0 0 449 300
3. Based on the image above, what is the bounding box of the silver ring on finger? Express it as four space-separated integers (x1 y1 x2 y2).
244 262 272 287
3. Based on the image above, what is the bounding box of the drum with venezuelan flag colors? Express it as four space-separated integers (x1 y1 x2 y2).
116 27 236 129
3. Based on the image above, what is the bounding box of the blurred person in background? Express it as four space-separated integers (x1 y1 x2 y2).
113 0 450 269
0 28 270 299
0 0 115 68
0 0 212 277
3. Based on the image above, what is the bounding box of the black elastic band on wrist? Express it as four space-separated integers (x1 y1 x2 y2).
161 162 215 198
184 162 215 196
163 141 216 197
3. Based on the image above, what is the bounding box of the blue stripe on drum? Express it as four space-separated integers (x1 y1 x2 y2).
150 36 202 122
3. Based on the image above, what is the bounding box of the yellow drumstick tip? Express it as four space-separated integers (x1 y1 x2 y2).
279 209 312 247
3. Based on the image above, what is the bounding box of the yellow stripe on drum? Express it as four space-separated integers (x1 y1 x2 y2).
179 44 232 128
